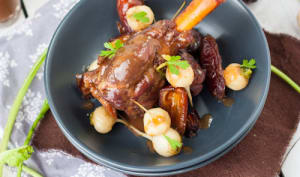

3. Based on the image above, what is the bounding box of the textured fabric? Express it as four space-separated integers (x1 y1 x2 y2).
0 0 125 176
31 32 300 177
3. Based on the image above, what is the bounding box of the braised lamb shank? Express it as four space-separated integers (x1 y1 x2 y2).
77 20 199 120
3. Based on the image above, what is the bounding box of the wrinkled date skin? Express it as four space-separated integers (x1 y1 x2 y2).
200 35 225 100
185 109 200 138
159 87 188 135
117 0 144 33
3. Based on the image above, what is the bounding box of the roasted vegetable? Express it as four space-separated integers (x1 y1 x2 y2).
126 5 155 31
152 128 182 157
175 0 225 32
185 109 200 137
117 0 144 33
90 106 117 134
159 87 188 135
143 108 171 136
224 63 249 90
200 35 225 100
179 50 206 96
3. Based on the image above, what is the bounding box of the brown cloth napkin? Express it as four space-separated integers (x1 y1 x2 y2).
32 31 300 177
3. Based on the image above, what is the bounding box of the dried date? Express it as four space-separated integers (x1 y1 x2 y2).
200 35 225 100
159 87 188 135
185 109 200 138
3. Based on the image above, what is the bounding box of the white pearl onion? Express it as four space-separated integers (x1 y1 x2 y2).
144 108 171 136
126 5 154 31
152 128 182 157
90 106 116 134
224 63 249 91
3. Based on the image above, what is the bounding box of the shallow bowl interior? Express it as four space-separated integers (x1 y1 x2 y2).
45 0 270 173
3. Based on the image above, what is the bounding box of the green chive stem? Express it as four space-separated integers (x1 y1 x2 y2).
23 165 43 177
17 100 49 176
0 49 47 177
172 1 186 20
156 62 168 72
271 65 300 94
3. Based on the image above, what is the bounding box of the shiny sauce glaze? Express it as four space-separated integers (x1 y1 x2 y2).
199 114 213 129
222 97 234 107
183 146 193 154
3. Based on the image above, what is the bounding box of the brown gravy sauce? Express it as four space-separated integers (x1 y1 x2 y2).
222 97 235 107
183 146 193 154
199 114 213 129
82 101 94 110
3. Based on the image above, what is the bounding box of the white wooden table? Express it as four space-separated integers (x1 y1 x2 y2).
3 0 300 176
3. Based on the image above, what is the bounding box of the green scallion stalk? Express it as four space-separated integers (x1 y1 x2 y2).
0 49 47 177
17 100 49 177
271 65 300 94
23 165 43 177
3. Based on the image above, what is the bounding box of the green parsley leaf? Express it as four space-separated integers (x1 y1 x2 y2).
170 60 190 69
156 55 191 75
240 58 256 78
104 42 114 50
133 11 150 23
241 58 256 69
164 135 182 150
0 145 33 167
100 50 114 58
168 64 180 75
100 40 124 59
168 55 181 62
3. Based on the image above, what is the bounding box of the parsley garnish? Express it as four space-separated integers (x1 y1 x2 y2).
164 135 182 150
133 11 150 23
100 39 124 59
156 55 190 75
0 145 33 167
241 58 256 69
240 58 256 79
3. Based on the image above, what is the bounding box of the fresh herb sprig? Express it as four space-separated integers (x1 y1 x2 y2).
0 49 47 177
133 11 150 23
0 146 33 167
156 55 190 75
241 58 256 69
240 58 256 79
100 39 124 59
164 135 182 150
17 100 49 177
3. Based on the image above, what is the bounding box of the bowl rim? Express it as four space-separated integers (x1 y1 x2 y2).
44 0 271 173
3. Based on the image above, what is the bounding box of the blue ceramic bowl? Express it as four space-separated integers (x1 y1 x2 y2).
45 0 270 175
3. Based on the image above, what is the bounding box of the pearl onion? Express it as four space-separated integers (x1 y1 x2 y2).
144 108 171 136
224 63 249 91
126 5 154 31
90 106 116 134
166 65 194 88
152 128 182 157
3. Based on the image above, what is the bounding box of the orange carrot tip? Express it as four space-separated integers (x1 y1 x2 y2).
175 0 226 32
